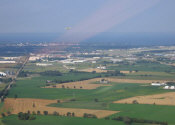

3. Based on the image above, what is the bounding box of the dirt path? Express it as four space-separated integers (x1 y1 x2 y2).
114 92 175 106
3 98 118 118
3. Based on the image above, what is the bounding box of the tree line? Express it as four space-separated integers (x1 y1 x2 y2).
111 116 168 125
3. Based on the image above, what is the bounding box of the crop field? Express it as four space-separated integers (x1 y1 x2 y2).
0 84 6 91
108 62 175 72
2 115 125 125
0 63 18 73
68 62 99 70
1 2 175 124
109 103 175 125
3 98 118 118
43 79 111 89
7 74 172 100
43 77 170 90
78 68 108 73
2 61 175 125
23 62 68 73
114 92 175 106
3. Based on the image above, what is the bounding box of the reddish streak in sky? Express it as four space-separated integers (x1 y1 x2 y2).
59 0 160 43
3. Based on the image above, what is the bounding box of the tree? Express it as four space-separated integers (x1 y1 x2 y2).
123 117 132 125
57 99 61 103
94 98 99 102
7 111 11 116
67 112 72 117
1 113 6 117
132 100 139 104
29 115 36 120
72 112 75 117
62 85 65 88
53 111 59 116
83 113 97 118
69 69 74 73
32 111 36 115
14 94 18 99
32 103 35 108
37 111 40 115
43 111 48 115
18 112 36 120
27 110 30 114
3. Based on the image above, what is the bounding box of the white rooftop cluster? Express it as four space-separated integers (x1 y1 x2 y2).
151 82 166 86
0 72 7 77
164 86 175 90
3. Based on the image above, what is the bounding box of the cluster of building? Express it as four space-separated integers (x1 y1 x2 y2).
164 86 175 90
0 57 20 64
151 82 175 90
0 72 7 77
36 63 52 66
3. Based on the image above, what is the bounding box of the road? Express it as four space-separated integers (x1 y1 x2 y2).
1 55 30 99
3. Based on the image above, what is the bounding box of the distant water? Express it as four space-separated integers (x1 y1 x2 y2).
0 32 175 46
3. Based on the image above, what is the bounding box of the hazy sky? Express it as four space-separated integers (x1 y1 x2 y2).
0 0 175 34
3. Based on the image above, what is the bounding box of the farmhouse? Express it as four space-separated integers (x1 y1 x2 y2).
151 82 166 86
100 79 109 84
36 63 52 66
97 66 106 70
73 60 86 63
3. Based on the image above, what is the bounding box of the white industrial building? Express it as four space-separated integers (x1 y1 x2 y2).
0 72 7 77
151 82 166 86
36 63 52 66
97 66 106 70
164 86 175 90
0 61 16 64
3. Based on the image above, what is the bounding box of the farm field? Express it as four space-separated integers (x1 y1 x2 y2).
114 92 175 106
24 62 69 73
43 79 111 90
1 1 175 124
43 77 170 90
2 115 125 125
0 84 6 91
109 103 175 125
78 68 107 73
1 70 175 125
1 56 175 125
3 98 118 118
108 62 175 72
7 74 172 100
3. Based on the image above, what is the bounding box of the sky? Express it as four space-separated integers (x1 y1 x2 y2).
0 0 175 42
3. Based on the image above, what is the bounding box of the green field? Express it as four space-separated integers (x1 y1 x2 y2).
108 62 175 72
109 103 175 125
1 115 125 125
3 61 175 125
24 62 68 73
8 74 171 101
